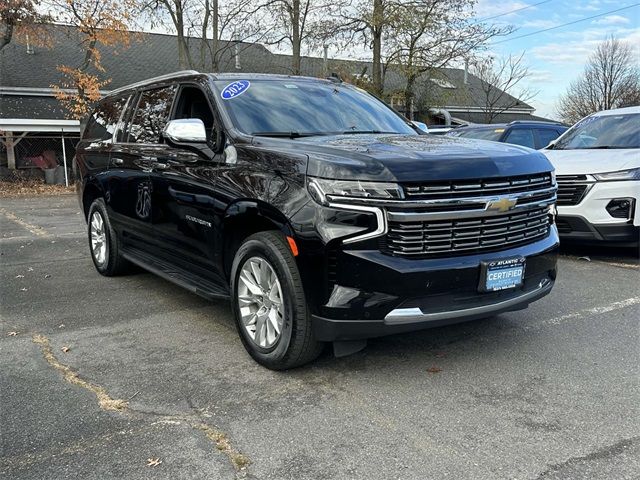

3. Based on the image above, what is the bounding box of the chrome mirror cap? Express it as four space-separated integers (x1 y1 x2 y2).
163 118 207 143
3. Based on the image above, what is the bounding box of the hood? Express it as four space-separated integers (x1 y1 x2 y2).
541 148 640 175
255 134 553 182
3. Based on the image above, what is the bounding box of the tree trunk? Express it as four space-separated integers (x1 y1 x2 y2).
211 0 219 70
291 0 301 75
200 0 211 70
0 23 14 52
404 75 416 120
371 0 383 94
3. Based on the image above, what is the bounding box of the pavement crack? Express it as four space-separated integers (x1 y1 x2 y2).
535 436 640 478
32 334 127 411
32 333 250 477
0 207 50 237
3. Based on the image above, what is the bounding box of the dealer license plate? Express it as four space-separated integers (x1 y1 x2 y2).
480 257 525 292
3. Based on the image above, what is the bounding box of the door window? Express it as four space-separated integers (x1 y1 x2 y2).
504 128 536 149
172 85 216 142
126 85 177 144
535 128 562 149
83 96 129 142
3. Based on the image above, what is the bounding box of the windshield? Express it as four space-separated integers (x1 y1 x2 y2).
449 128 504 141
554 113 640 149
212 79 416 136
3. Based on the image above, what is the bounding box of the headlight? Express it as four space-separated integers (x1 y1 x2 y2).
593 168 640 181
307 177 403 205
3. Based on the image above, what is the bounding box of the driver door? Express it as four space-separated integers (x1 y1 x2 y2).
150 83 227 285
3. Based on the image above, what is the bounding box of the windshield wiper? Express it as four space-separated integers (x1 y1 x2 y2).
583 145 627 149
251 131 328 138
340 130 400 135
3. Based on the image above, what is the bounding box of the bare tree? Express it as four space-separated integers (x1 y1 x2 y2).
0 0 52 51
471 53 538 123
557 36 640 124
264 0 342 75
385 0 511 120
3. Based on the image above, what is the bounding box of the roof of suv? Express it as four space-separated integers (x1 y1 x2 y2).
591 106 640 116
458 120 566 129
105 70 342 98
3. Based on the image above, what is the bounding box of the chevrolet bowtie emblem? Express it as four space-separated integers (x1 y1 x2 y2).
487 197 518 213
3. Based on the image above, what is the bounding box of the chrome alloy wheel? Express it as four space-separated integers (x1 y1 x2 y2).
237 256 285 348
90 211 108 266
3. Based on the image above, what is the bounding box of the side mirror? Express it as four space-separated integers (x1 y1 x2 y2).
164 118 207 143
411 121 429 133
163 118 216 159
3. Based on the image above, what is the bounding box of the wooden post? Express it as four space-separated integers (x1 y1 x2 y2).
1 132 26 170
6 132 16 169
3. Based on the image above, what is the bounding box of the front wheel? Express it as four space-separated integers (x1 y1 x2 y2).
230 231 323 370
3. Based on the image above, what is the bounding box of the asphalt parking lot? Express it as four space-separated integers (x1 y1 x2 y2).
1 194 638 480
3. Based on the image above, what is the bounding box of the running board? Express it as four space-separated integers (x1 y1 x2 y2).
122 247 229 301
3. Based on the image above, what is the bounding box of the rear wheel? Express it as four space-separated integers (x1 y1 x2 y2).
230 231 323 370
87 198 130 276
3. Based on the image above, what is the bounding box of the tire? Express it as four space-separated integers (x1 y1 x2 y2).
230 231 323 370
87 198 130 276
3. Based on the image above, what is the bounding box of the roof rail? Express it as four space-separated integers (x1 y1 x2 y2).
106 70 201 96
508 120 563 126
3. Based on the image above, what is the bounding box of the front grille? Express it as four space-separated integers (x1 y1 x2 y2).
384 206 551 257
403 173 553 200
556 175 590 206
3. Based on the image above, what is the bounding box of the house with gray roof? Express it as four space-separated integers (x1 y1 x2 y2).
1 24 548 172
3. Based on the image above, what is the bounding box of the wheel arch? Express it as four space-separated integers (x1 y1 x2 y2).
221 199 295 280
82 180 105 221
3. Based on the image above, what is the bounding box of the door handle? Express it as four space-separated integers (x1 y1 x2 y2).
112 157 124 165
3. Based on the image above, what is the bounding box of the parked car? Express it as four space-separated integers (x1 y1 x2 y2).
542 106 640 245
75 71 559 369
446 121 568 150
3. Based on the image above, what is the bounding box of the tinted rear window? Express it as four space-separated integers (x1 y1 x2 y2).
454 128 503 142
83 96 129 142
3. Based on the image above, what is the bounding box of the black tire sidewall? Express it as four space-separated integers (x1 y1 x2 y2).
87 199 117 275
230 235 301 366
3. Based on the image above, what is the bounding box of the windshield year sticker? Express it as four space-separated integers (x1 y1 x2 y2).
221 80 250 100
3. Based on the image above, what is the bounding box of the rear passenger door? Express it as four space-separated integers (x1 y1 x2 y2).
107 84 177 249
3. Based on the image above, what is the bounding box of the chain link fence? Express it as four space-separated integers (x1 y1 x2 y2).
0 134 80 186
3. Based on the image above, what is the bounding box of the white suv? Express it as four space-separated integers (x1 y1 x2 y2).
542 106 640 245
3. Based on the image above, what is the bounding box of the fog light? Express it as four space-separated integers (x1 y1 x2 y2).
606 198 634 220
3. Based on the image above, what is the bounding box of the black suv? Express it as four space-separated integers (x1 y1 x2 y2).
446 121 568 150
76 71 559 369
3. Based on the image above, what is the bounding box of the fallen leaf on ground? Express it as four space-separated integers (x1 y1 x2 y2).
58 324 65 328
27 267 33 272
44 274 51 279
427 367 442 374
61 346 70 353
435 352 447 358
147 458 162 467
7 332 18 336
578 256 591 262
15 275 24 278
20 288 28 292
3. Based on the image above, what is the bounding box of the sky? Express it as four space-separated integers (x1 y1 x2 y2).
471 0 640 119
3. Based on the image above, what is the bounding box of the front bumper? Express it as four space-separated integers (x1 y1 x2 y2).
558 180 640 224
310 229 559 341
557 179 639 244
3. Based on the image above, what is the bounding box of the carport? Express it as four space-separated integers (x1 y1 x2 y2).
0 118 80 186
